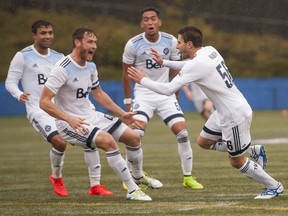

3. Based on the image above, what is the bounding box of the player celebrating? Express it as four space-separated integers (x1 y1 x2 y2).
122 7 203 190
40 27 152 201
127 26 283 199
5 20 113 197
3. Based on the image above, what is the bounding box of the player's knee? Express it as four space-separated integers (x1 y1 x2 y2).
196 136 211 149
134 128 145 139
50 134 67 152
176 129 189 142
229 155 246 169
95 132 118 151
126 130 141 147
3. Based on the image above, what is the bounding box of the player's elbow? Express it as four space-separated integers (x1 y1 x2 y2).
39 98 48 112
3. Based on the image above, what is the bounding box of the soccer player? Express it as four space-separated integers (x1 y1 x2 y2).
5 20 113 197
40 27 152 201
127 26 284 199
122 7 203 190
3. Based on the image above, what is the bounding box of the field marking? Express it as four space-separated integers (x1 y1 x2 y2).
252 137 288 145
1 200 288 212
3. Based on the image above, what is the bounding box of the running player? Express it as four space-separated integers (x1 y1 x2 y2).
127 26 283 199
40 26 152 201
122 7 203 190
5 20 112 197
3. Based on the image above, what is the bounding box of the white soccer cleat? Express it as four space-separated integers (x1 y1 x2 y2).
254 182 284 199
134 175 163 189
126 188 152 201
252 145 268 169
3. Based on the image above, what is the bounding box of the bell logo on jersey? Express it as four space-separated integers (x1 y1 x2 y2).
38 74 47 85
76 87 90 98
146 59 163 69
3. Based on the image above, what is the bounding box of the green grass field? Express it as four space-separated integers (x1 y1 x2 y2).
0 111 287 216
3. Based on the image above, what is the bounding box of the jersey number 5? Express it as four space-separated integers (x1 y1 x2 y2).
216 61 233 88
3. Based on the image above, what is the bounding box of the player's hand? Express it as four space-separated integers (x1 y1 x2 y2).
67 115 90 134
127 66 145 84
150 48 163 65
19 92 30 104
121 112 144 129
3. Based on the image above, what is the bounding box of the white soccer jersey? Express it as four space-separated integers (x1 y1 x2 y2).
141 46 252 127
189 82 209 113
5 45 64 120
45 55 99 123
123 32 180 97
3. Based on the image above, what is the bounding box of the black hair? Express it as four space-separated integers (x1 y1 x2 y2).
178 26 203 47
141 7 161 18
31 20 52 34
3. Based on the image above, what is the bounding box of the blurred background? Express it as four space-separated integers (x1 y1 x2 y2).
0 0 287 115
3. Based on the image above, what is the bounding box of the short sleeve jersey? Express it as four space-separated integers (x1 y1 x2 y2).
5 45 64 118
123 32 180 97
45 55 99 122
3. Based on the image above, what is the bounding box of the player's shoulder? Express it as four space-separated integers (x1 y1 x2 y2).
50 48 64 57
20 45 33 53
57 56 72 68
130 33 144 44
160 31 175 40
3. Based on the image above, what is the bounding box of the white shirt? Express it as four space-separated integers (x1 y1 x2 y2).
5 45 64 120
141 46 252 127
123 31 180 98
45 55 99 123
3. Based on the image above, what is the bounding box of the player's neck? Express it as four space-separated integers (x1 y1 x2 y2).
190 47 203 59
145 32 159 42
70 52 86 66
33 44 48 55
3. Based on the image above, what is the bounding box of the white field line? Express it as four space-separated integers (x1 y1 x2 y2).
252 137 288 144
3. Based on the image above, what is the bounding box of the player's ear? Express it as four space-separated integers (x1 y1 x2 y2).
158 19 162 27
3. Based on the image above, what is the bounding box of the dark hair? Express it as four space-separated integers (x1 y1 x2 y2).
141 7 160 18
72 27 96 47
31 20 52 34
178 26 203 48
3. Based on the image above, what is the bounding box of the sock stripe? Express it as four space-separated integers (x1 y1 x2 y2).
106 149 120 157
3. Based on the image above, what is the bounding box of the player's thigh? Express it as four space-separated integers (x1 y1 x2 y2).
31 112 59 142
199 112 222 147
222 115 252 157
131 98 155 125
156 97 185 128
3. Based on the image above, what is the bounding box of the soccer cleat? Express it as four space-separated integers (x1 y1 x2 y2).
126 188 152 201
254 182 284 199
88 185 113 196
122 182 128 190
134 175 163 189
49 175 68 197
183 176 204 189
252 145 268 169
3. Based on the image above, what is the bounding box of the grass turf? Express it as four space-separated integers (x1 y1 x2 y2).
0 111 287 216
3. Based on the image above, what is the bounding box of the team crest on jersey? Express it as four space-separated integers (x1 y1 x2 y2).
45 125 51 132
163 48 169 55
